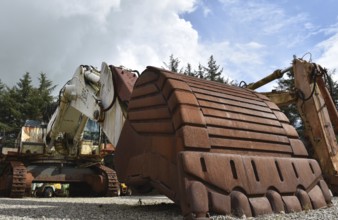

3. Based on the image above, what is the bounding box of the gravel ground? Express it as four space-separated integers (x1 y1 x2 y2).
0 196 337 219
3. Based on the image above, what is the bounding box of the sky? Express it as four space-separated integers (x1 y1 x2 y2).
0 0 337 94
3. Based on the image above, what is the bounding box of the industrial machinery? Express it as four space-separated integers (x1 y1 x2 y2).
247 58 338 194
0 58 334 218
114 60 332 218
0 63 137 198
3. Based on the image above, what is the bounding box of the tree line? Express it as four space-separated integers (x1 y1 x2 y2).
0 55 229 147
0 55 337 149
0 73 56 146
163 54 235 85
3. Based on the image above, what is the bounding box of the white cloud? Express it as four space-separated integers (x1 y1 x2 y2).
203 6 212 17
38 0 121 22
224 1 309 36
206 0 330 89
0 0 334 98
198 40 267 84
316 26 338 76
196 0 212 17
218 0 239 4
0 0 199 93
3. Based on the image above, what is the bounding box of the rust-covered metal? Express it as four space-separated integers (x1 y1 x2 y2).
0 156 120 197
246 67 291 90
110 65 138 104
115 66 332 218
247 59 338 196
0 161 28 197
292 59 338 194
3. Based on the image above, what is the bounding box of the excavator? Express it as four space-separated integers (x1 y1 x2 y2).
0 57 335 219
0 63 137 197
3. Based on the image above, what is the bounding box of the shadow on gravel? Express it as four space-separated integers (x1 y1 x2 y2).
0 197 182 219
1 197 338 220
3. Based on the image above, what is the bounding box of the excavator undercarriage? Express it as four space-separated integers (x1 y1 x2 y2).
0 152 120 198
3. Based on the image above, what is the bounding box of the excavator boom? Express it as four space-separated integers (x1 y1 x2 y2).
293 59 338 191
247 58 338 194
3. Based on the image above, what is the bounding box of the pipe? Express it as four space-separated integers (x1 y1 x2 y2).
247 66 292 90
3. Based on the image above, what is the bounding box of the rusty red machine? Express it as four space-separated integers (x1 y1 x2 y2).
115 58 333 218
0 58 337 218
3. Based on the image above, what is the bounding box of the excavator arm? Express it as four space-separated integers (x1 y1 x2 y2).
45 63 136 156
248 58 338 193
46 64 102 155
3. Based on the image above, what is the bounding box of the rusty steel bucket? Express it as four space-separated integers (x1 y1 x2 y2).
115 67 332 218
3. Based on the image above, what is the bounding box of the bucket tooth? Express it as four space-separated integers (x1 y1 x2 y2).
282 195 302 213
296 189 313 210
266 190 285 213
115 67 332 218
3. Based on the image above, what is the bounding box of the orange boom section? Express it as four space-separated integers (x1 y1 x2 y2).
115 66 332 218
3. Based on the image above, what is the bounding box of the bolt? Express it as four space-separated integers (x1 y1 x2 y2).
314 137 321 142
93 110 100 120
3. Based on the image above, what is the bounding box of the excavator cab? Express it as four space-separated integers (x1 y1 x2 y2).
16 120 46 155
